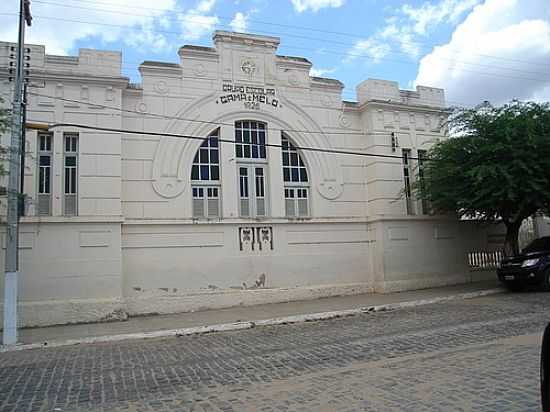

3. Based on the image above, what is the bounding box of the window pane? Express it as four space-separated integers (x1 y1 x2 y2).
65 156 76 167
210 149 219 164
210 165 219 181
70 168 77 193
299 168 308 182
291 168 299 182
235 121 267 159
45 167 50 193
192 131 219 181
65 171 70 193
283 168 290 182
40 156 50 166
191 165 199 180
282 153 289 166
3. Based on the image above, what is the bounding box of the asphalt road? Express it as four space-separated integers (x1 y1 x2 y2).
0 291 548 411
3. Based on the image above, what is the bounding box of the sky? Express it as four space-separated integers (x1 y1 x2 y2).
1 0 550 107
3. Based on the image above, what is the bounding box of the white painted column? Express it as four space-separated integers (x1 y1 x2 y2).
52 129 64 216
267 124 284 218
219 124 238 218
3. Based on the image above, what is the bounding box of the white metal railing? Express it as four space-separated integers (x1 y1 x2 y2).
468 250 503 271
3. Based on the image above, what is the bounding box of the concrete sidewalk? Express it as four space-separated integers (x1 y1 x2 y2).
3 280 504 349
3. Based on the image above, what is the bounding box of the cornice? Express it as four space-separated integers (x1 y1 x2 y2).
359 99 452 114
0 68 129 87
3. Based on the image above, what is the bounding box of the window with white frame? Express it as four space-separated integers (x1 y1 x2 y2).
64 133 78 215
191 130 221 218
37 132 53 216
235 121 268 217
235 120 266 160
402 148 413 215
282 133 309 217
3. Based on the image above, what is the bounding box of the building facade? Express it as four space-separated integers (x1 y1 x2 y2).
0 31 500 327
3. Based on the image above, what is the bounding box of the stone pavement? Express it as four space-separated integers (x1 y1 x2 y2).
15 281 500 346
0 289 548 411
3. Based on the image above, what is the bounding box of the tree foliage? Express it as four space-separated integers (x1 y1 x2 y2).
417 100 550 256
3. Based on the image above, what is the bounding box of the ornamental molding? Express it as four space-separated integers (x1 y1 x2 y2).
151 92 344 200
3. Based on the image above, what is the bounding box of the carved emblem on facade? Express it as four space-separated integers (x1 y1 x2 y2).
239 226 273 252
136 102 148 113
154 80 168 94
240 60 256 76
194 63 206 77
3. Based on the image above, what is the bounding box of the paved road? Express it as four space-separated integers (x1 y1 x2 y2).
0 292 548 411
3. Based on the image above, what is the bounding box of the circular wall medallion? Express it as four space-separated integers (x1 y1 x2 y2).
320 95 332 107
240 60 256 76
288 73 299 86
194 63 206 77
136 102 148 113
154 80 168 94
339 114 351 128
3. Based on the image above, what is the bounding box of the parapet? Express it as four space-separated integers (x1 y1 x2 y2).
356 78 445 108
0 42 123 78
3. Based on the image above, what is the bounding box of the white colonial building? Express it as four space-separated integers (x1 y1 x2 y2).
0 31 501 327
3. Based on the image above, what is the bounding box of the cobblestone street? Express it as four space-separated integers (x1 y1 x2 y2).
1 291 548 411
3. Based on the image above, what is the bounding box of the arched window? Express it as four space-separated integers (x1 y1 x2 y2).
191 129 220 218
282 133 309 217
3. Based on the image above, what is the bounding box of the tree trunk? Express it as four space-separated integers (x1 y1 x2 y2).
503 220 522 257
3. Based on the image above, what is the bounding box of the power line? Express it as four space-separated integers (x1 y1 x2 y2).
26 90 449 136
29 0 550 69
35 121 425 161
4 11 550 83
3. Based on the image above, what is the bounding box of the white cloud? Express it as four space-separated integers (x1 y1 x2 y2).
345 37 391 64
343 0 478 66
290 0 345 13
402 0 480 34
310 67 335 77
179 0 220 40
0 0 177 55
230 12 249 33
196 0 216 13
415 0 550 106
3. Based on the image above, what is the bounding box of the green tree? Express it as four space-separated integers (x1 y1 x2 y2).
417 100 550 256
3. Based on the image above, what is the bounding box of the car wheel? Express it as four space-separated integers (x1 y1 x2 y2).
541 323 550 411
505 281 523 292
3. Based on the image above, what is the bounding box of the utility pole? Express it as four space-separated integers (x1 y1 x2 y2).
3 0 31 346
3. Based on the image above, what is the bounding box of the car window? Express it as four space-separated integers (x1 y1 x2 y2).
523 237 550 253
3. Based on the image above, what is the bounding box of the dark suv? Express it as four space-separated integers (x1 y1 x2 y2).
497 236 550 291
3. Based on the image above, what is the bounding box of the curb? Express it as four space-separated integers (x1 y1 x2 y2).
0 287 504 353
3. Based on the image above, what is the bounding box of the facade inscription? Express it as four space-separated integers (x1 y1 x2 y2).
217 83 280 110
